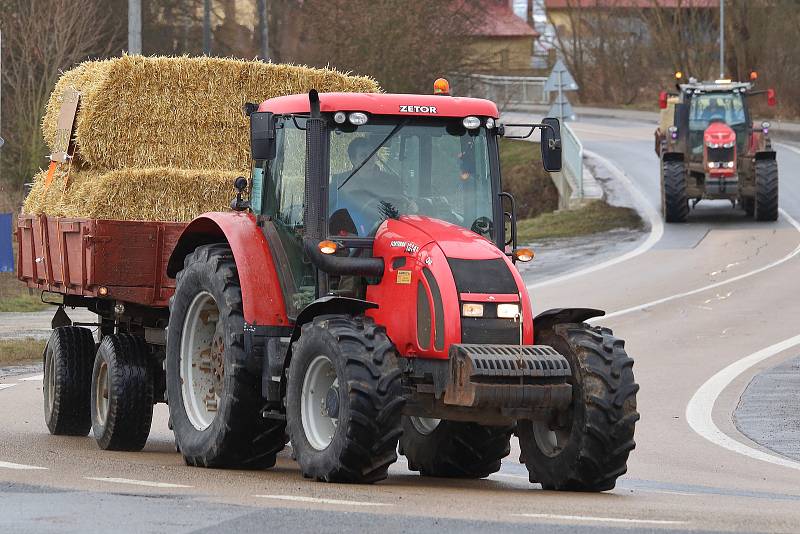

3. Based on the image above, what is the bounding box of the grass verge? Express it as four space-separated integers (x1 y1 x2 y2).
0 338 45 366
499 138 559 219
517 200 644 243
0 272 48 312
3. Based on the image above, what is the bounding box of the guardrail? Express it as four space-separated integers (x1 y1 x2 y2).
457 74 549 107
562 122 584 203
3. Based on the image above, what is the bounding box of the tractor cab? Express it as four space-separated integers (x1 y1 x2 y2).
247 89 561 319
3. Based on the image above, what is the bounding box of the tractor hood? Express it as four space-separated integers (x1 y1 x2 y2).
704 122 736 146
381 215 503 261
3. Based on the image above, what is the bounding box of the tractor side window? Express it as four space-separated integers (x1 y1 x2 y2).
250 162 264 214
265 118 315 316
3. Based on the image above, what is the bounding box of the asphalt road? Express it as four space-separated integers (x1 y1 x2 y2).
3 116 800 533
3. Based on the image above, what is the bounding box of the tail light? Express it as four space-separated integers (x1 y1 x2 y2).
659 91 668 109
767 88 776 107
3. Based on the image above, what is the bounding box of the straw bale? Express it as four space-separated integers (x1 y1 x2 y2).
42 56 380 171
23 167 239 222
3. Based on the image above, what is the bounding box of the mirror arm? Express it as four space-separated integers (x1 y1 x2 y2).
499 192 517 254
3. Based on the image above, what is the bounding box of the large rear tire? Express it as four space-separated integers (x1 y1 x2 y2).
287 315 404 483
662 160 688 223
91 333 154 451
754 159 778 221
400 418 512 478
43 326 95 436
517 323 639 491
167 244 286 469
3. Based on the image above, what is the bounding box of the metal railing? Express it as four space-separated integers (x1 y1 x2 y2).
456 74 549 107
562 122 584 202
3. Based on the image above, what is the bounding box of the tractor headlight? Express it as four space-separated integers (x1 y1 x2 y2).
348 112 369 125
497 303 520 319
707 142 720 148
725 161 735 168
462 116 481 129
722 142 735 148
462 303 484 317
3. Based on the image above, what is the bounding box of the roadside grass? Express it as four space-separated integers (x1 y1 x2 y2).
499 138 559 219
0 272 47 312
0 338 45 366
517 200 644 243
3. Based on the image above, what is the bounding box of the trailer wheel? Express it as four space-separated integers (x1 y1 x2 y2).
91 334 154 451
287 315 404 483
517 323 639 492
754 159 779 221
167 244 287 469
43 326 95 436
662 160 688 223
400 418 512 478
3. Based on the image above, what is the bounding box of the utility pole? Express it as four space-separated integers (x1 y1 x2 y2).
258 0 270 61
203 0 212 55
128 0 142 54
719 0 725 78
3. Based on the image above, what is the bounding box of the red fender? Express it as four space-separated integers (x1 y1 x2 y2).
167 212 289 327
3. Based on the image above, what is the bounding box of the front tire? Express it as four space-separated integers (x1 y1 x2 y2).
754 159 778 221
287 315 404 483
517 323 639 491
662 159 689 223
400 418 512 478
167 244 286 469
91 334 154 451
43 326 95 436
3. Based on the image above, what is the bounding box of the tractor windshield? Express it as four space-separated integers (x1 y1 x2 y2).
328 119 493 238
688 92 748 156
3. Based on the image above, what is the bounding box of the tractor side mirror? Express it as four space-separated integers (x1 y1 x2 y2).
767 88 777 107
250 111 276 160
659 91 668 109
540 117 562 173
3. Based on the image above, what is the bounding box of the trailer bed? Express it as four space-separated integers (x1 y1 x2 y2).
17 215 186 308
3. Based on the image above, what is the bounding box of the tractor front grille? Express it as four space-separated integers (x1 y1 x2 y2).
447 258 518 295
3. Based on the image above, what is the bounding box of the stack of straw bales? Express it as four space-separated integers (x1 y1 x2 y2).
24 55 379 221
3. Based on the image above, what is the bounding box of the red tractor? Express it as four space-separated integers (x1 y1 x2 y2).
655 75 778 222
20 84 638 491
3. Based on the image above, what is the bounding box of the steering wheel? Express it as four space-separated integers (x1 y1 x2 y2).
470 216 493 238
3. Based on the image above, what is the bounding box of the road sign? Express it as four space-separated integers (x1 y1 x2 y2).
544 59 578 93
0 213 13 272
544 59 578 123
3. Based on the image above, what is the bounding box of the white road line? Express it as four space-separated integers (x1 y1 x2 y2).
776 141 800 157
84 477 192 488
0 460 48 470
514 513 687 525
597 207 800 321
527 149 663 290
254 494 391 507
0 383 17 391
18 374 44 382
686 334 800 472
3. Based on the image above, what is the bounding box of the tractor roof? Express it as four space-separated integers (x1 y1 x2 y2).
678 81 752 93
259 92 500 119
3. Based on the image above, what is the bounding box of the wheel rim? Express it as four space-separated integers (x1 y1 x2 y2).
94 361 109 426
532 420 571 458
44 346 55 416
301 354 338 451
409 416 441 436
180 291 224 431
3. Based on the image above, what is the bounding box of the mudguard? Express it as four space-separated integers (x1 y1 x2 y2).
166 212 289 327
533 307 605 337
290 296 379 344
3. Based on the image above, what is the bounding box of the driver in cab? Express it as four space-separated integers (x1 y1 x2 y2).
329 137 412 236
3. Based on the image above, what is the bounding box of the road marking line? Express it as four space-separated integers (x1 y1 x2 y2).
0 384 17 391
254 494 391 507
0 460 48 470
599 207 800 320
686 334 800 472
527 149 663 290
18 374 44 381
84 477 192 488
514 513 687 525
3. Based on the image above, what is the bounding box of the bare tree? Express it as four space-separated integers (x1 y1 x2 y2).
0 0 122 194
